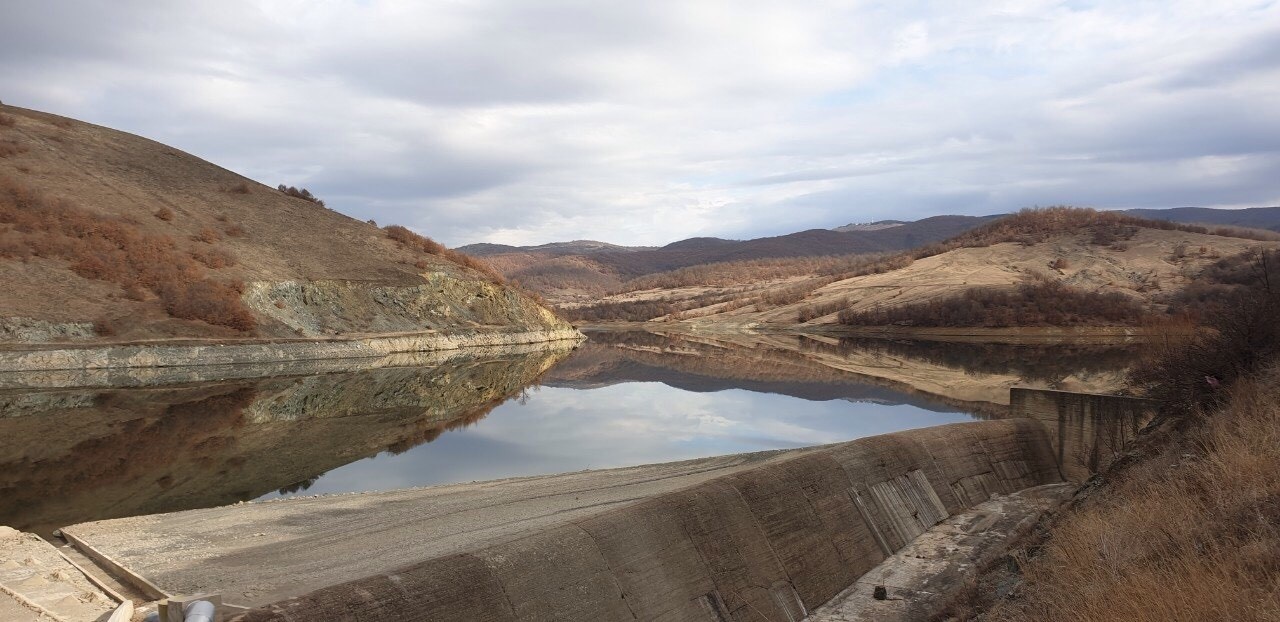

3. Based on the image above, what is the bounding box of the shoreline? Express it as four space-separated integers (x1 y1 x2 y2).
0 327 584 374
579 321 1185 344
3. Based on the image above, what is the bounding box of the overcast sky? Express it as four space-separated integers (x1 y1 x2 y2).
2 1 1279 246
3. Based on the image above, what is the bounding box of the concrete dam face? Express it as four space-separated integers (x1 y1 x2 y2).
236 419 1061 622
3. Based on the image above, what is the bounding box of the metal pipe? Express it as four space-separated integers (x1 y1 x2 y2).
184 600 216 622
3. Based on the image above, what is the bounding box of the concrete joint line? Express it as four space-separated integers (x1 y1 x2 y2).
566 522 639 621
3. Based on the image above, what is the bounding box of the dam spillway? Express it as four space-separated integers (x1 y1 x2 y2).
62 418 1062 621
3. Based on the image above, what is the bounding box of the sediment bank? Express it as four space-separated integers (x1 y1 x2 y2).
0 328 583 377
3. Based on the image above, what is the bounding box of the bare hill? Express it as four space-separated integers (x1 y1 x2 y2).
0 105 570 344
565 209 1280 329
473 215 1000 303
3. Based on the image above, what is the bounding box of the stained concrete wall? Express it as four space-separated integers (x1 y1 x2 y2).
237 419 1061 622
1010 387 1157 482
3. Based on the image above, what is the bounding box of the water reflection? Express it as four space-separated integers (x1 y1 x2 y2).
0 330 1140 534
0 344 570 535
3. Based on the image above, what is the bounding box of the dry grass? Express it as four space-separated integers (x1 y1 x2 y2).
0 139 27 158
987 369 1280 622
383 224 507 284
0 175 255 331
0 113 15 127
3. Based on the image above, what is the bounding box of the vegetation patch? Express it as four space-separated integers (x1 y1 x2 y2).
382 224 511 286
0 175 255 331
836 280 1146 327
276 184 325 207
936 261 1280 621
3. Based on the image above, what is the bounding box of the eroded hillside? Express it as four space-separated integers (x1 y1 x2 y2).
0 105 572 343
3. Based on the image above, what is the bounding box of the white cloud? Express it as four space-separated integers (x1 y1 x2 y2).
1 0 1278 245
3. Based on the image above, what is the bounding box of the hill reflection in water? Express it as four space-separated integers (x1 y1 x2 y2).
0 331 1138 534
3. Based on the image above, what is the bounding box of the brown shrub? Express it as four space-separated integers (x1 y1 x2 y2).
0 139 27 158
190 248 236 269
50 118 73 129
223 182 251 194
1130 249 1280 418
224 223 245 237
837 281 1147 328
383 224 508 285
92 318 115 336
0 175 255 331
154 207 175 221
276 184 325 207
0 113 15 127
193 227 221 244
797 297 850 322
158 280 255 331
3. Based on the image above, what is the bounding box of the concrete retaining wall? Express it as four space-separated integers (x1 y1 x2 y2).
237 419 1061 622
1010 387 1157 482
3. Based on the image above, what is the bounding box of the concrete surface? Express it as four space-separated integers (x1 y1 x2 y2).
808 482 1075 621
57 418 1060 621
63 446 817 609
0 525 118 621
1010 387 1156 481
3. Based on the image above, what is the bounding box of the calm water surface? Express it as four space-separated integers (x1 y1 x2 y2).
0 331 1137 534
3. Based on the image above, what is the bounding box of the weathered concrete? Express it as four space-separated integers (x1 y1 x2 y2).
1010 387 1157 481
0 327 582 377
61 419 1060 621
807 483 1075 621
0 526 119 621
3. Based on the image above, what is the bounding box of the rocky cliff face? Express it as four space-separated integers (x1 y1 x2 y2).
243 275 567 338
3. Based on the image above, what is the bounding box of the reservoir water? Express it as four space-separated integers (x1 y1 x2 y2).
0 330 1137 535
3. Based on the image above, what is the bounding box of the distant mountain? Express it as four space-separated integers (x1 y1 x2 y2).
464 207 1280 303
833 220 907 232
1119 207 1280 232
471 215 1001 293
459 239 652 257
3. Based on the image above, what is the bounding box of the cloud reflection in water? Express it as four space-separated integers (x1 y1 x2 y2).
266 381 974 499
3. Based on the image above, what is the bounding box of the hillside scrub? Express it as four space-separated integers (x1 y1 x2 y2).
614 252 908 293
934 270 1280 621
972 365 1280 622
0 175 255 331
276 184 325 207
836 281 1146 327
382 224 508 285
1131 248 1280 418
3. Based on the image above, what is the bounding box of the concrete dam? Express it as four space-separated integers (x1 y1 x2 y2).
42 388 1155 621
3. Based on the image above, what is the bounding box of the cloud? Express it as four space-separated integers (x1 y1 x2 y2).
1 0 1278 246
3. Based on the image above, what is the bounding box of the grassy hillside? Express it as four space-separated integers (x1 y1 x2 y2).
471 215 999 303
0 105 569 343
940 260 1280 621
564 207 1280 328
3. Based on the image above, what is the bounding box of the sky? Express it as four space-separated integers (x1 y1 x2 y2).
2 1 1279 247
